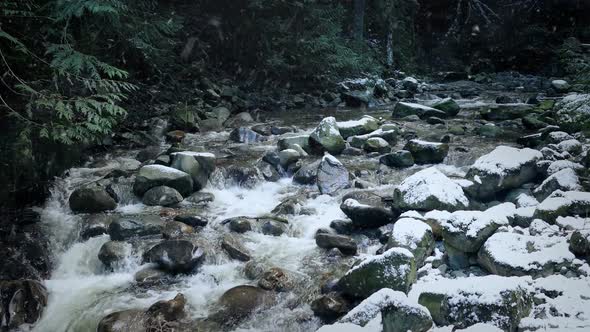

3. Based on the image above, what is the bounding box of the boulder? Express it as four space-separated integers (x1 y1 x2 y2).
317 154 350 195
432 97 460 117
553 93 590 132
337 115 379 139
309 117 346 154
338 247 416 299
162 221 194 239
0 280 47 330
533 168 581 201
108 218 162 241
277 134 310 152
392 102 447 119
221 234 252 261
478 232 574 277
465 146 542 201
311 293 350 322
384 217 434 267
169 152 216 191
144 293 187 329
258 267 293 291
363 137 390 154
315 233 357 255
348 128 398 148
380 150 414 168
260 219 287 236
551 79 570 92
69 186 117 213
393 168 469 212
98 241 130 269
133 165 193 197
96 309 145 332
142 186 183 206
213 285 275 324
142 240 205 273
403 139 449 164
227 217 253 233
480 104 534 121
533 190 590 223
278 149 300 167
293 160 321 185
412 275 532 331
340 198 397 228
80 214 115 239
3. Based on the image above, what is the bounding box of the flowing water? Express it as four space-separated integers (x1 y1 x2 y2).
31 102 516 332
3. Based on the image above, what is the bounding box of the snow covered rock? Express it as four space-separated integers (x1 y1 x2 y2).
133 165 193 197
393 167 469 212
570 230 590 261
309 117 346 154
348 128 398 148
533 190 590 223
317 154 350 195
338 247 416 299
170 151 216 192
363 137 390 154
384 217 435 267
380 150 414 168
545 159 584 176
410 275 533 331
533 168 581 201
465 146 542 201
478 232 575 277
403 139 449 164
337 115 379 139
556 139 582 155
338 288 433 332
392 102 447 119
341 198 397 228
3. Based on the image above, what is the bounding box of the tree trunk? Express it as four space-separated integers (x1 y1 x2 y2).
353 0 366 43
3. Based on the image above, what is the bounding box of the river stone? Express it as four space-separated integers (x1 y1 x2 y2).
278 148 300 167
311 293 351 322
221 234 251 261
133 165 193 197
478 232 575 277
277 134 310 152
315 233 357 255
96 309 145 332
134 266 168 284
551 79 570 92
214 285 275 324
98 241 130 269
170 152 216 192
162 221 194 239
317 154 349 195
363 137 390 154
81 214 116 239
338 247 416 299
380 150 414 168
413 275 532 331
309 117 346 154
432 97 460 117
570 230 590 261
143 240 205 273
340 198 397 228
69 186 117 213
384 217 434 267
224 112 254 128
258 267 294 291
142 186 183 207
144 293 187 329
256 160 281 182
293 160 320 185
480 103 534 121
392 102 447 119
0 280 47 330
108 218 162 241
465 146 542 201
229 127 267 144
174 215 208 227
403 139 448 164
348 128 398 148
533 168 581 201
260 219 287 236
227 217 253 233
337 115 379 139
393 167 469 212
533 190 590 224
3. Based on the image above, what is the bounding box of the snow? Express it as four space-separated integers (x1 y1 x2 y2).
557 139 582 153
409 139 444 147
397 167 469 207
399 210 424 219
535 168 581 194
398 102 439 111
337 115 376 129
408 275 533 305
346 247 413 275
515 193 538 208
455 323 503 332
340 288 430 326
548 131 574 143
547 160 584 175
471 146 542 175
390 218 432 250
444 206 511 238
423 210 451 221
480 232 574 270
140 164 188 177
536 190 590 212
556 216 590 231
171 151 216 158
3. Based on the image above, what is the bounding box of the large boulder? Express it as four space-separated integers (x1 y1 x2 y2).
554 93 590 132
277 134 310 152
340 191 397 228
392 102 447 119
142 186 183 206
212 285 275 325
315 233 357 255
108 218 162 241
221 234 251 262
533 168 581 201
142 240 205 273
393 168 469 212
480 103 534 121
384 217 434 267
432 97 460 117
0 280 47 330
293 160 321 185
69 186 117 213
338 247 416 299
133 165 193 197
309 117 346 154
98 241 130 269
403 140 449 164
337 115 379 139
170 152 216 191
465 146 542 201
96 309 145 332
411 275 533 331
317 154 350 195
533 190 590 223
363 137 390 154
478 232 575 277
380 150 414 168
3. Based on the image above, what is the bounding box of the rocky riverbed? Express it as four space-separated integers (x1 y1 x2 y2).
3 75 590 332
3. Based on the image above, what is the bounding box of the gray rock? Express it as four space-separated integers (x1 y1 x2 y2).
98 241 130 269
133 165 193 197
317 154 349 195
340 198 397 228
80 214 115 239
162 221 194 239
392 102 447 119
226 217 253 233
212 285 275 324
69 186 117 213
363 137 390 154
380 150 414 168
170 152 216 191
278 149 301 167
221 234 252 261
142 186 183 206
337 115 379 139
432 97 460 117
0 280 47 330
315 233 357 255
481 103 534 121
229 127 267 143
260 219 287 236
108 218 162 241
403 139 449 164
309 117 346 155
277 134 310 152
293 160 321 185
96 309 145 332
143 240 205 273
185 192 215 205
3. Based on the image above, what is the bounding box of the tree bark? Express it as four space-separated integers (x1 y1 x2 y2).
353 0 366 43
